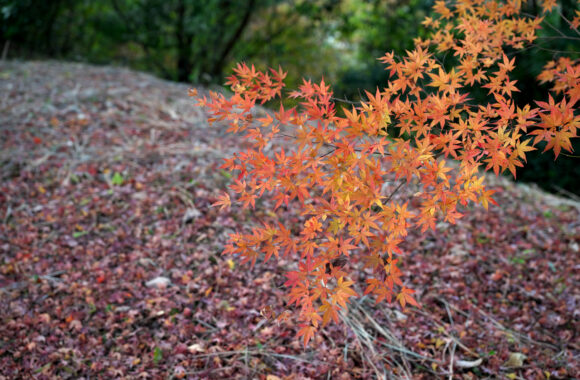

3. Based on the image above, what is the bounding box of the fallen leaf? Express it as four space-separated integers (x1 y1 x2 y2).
504 352 526 368
173 366 186 379
183 207 202 224
153 347 162 364
187 343 205 353
145 277 171 289
111 172 124 186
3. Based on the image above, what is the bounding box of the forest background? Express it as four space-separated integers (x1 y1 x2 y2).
1 0 578 193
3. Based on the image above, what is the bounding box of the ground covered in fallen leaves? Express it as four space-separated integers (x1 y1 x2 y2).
0 61 578 379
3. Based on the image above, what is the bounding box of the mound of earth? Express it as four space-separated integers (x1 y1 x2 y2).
0 61 578 379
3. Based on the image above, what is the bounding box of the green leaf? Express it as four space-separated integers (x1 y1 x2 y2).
73 230 88 238
111 172 124 186
88 303 97 314
34 363 51 374
153 346 163 364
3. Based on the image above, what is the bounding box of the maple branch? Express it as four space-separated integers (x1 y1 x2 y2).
560 152 580 158
531 12 569 39
197 0 580 349
530 44 579 55
277 133 393 158
384 181 405 205
318 148 336 159
535 35 580 41
558 8 580 37
330 96 361 105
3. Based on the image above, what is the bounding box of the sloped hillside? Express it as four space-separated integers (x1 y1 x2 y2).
0 61 578 379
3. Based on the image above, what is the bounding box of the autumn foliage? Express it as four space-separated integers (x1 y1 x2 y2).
195 0 579 345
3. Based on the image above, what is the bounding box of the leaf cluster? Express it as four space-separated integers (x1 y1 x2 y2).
196 0 579 345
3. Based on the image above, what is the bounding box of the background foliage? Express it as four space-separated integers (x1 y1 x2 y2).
1 0 578 194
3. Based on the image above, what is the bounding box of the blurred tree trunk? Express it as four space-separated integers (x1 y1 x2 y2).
208 0 256 82
175 0 193 82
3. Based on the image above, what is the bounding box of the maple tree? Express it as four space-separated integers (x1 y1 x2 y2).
195 0 579 345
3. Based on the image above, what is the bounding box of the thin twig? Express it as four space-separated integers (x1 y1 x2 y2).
415 307 478 356
437 297 470 318
550 185 580 202
448 341 456 380
385 181 405 204
472 305 559 350
559 9 580 37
